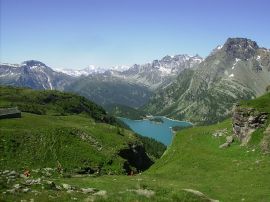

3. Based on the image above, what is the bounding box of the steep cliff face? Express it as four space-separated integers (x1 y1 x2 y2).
118 143 153 173
232 105 268 145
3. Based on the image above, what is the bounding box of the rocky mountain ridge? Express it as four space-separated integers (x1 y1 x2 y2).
0 60 74 90
56 54 203 89
144 38 270 124
0 54 202 107
115 54 203 89
232 105 268 145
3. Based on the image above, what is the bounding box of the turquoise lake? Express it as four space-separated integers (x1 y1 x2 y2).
119 116 192 146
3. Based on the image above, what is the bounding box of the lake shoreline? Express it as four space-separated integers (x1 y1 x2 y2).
118 116 192 145
117 116 193 125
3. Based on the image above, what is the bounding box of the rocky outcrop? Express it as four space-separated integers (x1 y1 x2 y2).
219 136 234 149
0 108 21 119
118 143 153 173
223 38 259 60
182 189 219 202
232 105 268 145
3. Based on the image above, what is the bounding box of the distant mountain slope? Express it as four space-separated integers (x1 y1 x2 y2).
57 54 202 89
65 74 153 108
0 54 202 108
0 60 74 90
55 65 129 77
104 104 148 120
117 54 203 89
63 54 202 107
144 38 270 124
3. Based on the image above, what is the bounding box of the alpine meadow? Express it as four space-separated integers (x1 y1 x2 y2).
1 0 270 201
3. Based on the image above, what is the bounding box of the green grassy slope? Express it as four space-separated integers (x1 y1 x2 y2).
240 92 270 113
146 93 270 201
5 118 269 202
1 87 269 202
0 112 138 174
147 119 270 201
0 86 154 175
0 86 116 124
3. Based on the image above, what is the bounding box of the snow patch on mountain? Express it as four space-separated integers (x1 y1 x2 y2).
0 63 20 68
232 58 241 70
56 65 130 77
0 60 73 90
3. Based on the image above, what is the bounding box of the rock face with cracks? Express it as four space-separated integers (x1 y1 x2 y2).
232 104 268 145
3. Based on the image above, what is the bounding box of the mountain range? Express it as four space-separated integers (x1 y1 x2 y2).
55 65 130 77
0 54 202 108
0 60 73 90
1 37 270 201
1 38 269 124
144 38 270 124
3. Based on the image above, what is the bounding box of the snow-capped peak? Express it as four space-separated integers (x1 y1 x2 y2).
217 45 223 50
56 64 130 77
110 65 130 72
21 60 47 67
0 63 20 68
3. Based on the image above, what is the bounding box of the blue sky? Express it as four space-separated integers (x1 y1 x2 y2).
1 0 270 69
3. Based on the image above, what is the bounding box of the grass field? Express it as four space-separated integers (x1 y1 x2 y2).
2 118 270 201
0 112 138 174
1 87 270 201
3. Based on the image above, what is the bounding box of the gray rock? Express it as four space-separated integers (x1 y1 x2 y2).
182 189 219 202
81 188 96 194
56 185 62 190
226 136 234 143
93 190 107 197
22 188 31 193
13 184 20 189
219 142 230 149
8 171 18 176
43 168 54 172
66 190 74 194
62 183 72 190
212 129 228 137
25 178 41 185
232 106 268 145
